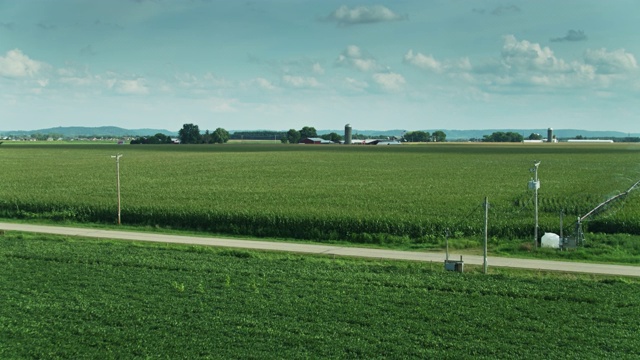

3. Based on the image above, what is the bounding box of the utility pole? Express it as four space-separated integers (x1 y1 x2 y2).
529 161 541 249
484 197 488 274
111 154 123 225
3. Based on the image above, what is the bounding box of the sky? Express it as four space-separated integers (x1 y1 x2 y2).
1 0 639 133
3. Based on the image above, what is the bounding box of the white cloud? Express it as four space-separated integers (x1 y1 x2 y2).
584 48 638 74
335 45 380 72
312 62 325 75
344 77 369 91
404 50 443 72
0 49 49 78
372 72 405 92
404 50 473 80
116 79 149 95
501 35 570 73
324 5 405 26
282 75 320 88
208 97 237 113
175 72 232 90
251 77 277 91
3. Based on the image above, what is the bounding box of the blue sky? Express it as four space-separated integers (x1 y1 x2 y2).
1 0 639 133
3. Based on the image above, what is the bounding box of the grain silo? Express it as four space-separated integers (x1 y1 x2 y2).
547 128 553 143
345 124 352 144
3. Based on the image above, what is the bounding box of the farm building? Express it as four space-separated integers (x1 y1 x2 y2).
344 139 401 145
567 139 614 143
299 137 333 144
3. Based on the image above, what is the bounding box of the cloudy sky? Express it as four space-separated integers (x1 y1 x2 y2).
1 0 639 133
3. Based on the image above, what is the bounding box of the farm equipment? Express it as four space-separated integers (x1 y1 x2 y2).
561 179 640 250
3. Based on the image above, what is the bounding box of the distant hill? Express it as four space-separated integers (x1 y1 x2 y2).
1 126 637 140
0 126 178 137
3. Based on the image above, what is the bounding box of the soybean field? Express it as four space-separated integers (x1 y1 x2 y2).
1 233 638 359
1 143 639 244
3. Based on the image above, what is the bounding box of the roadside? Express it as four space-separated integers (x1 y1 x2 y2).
1 222 638 277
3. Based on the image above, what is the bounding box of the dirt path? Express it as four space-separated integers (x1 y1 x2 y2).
1 222 638 277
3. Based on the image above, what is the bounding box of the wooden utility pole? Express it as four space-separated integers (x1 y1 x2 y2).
484 197 488 274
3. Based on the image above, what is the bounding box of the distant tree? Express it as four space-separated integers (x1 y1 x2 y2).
281 129 301 144
299 126 317 139
212 128 230 144
320 132 343 142
178 123 202 144
482 131 523 142
432 130 447 142
202 130 212 144
231 131 286 140
528 133 543 140
575 135 585 140
404 131 430 142
130 133 173 144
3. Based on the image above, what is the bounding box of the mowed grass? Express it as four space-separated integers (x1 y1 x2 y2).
1 143 639 244
1 232 639 359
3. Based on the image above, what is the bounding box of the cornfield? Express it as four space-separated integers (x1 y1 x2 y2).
1 143 639 243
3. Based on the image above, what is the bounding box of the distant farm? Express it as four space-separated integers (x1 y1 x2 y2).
1 143 639 244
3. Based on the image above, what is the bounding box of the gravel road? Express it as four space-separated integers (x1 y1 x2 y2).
1 222 638 277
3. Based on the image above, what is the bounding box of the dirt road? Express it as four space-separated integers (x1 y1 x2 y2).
1 222 638 277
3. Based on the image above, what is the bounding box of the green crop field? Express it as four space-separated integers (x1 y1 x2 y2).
1 232 638 359
1 143 639 245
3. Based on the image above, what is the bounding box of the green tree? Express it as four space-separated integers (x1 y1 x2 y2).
299 126 317 139
201 130 212 144
281 129 301 144
404 131 430 142
212 128 230 144
178 123 202 144
130 133 172 144
528 133 543 140
320 132 343 142
483 131 523 142
432 130 447 142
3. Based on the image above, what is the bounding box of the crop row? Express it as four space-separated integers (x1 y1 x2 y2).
1 233 639 358
1 143 639 243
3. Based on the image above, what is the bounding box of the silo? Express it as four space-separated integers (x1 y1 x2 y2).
345 124 352 144
547 128 553 143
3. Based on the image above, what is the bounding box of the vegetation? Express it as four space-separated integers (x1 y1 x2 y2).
320 132 343 142
1 232 638 359
178 123 229 144
299 126 317 139
281 126 319 143
404 130 430 142
230 130 286 140
483 131 525 142
402 130 446 142
1 143 639 248
178 123 202 144
200 129 230 144
130 133 174 144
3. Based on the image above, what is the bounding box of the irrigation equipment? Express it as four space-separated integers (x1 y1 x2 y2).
563 179 640 249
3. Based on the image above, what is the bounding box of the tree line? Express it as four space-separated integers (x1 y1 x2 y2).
403 131 446 142
133 124 449 145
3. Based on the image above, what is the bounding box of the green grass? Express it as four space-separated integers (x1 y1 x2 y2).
1 232 639 359
1 143 639 245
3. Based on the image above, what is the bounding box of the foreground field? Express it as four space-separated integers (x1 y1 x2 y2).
1 233 638 358
1 143 639 246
